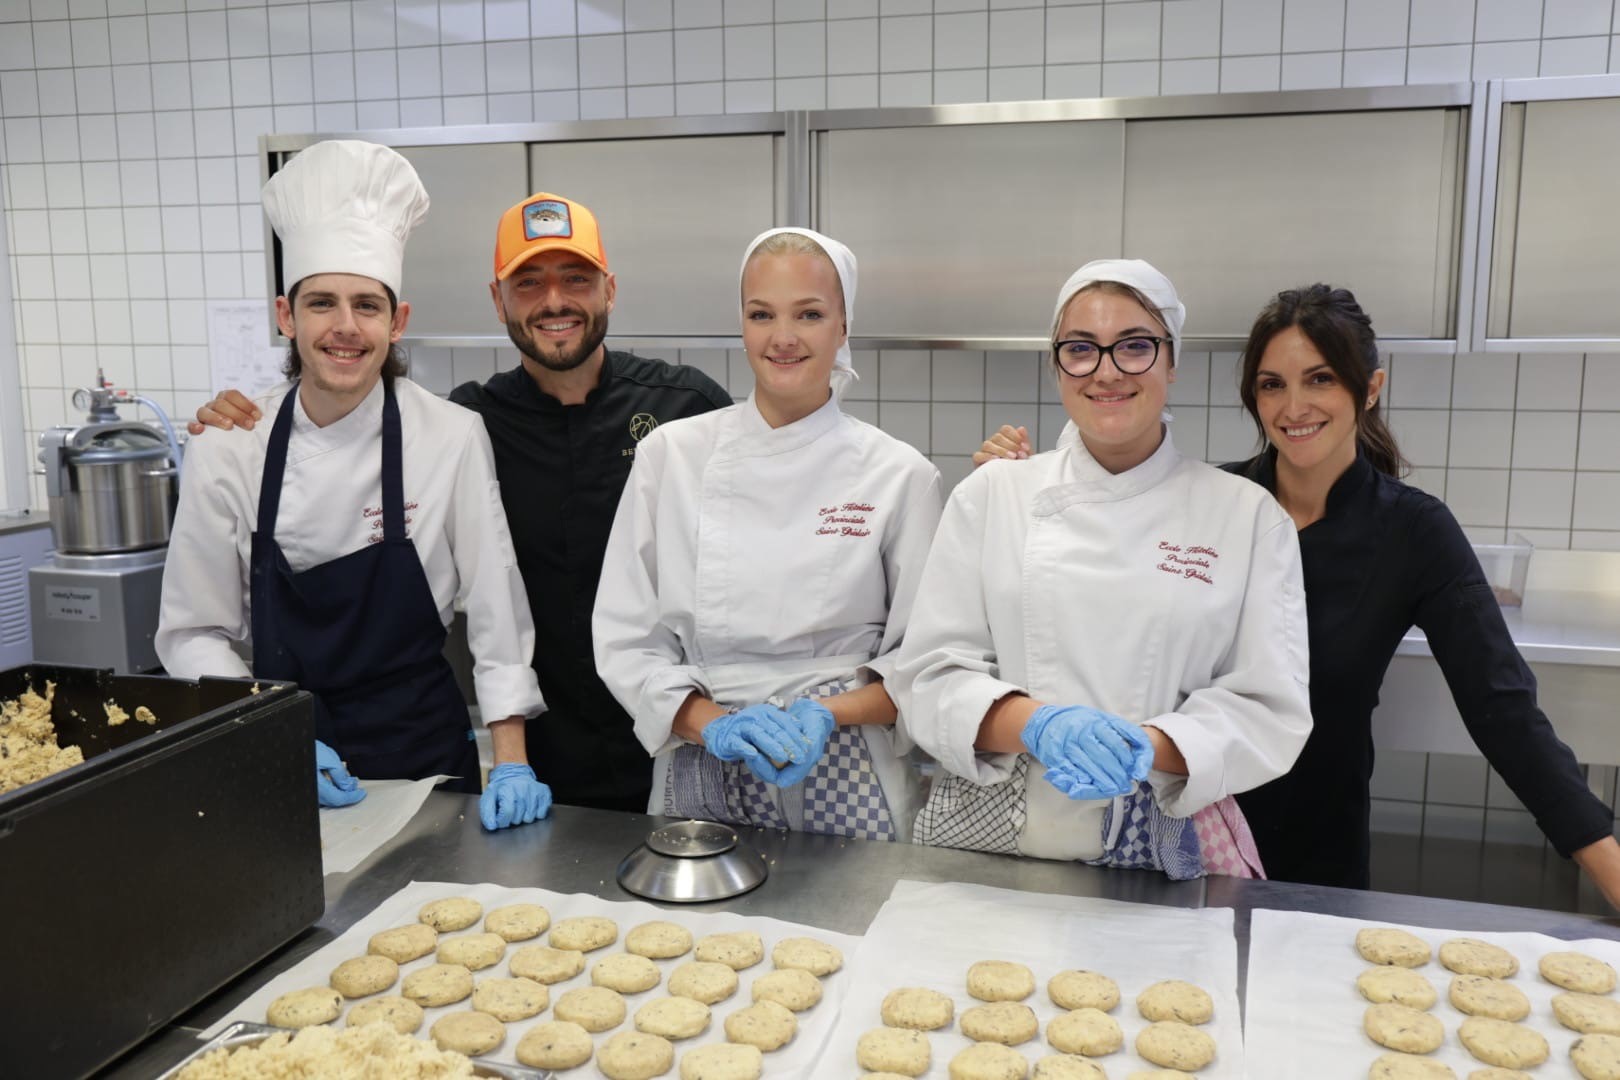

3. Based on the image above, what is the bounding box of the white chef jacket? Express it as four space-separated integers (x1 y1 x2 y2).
892 428 1311 861
155 377 544 725
592 392 943 829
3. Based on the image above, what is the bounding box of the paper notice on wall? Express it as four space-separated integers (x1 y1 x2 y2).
206 300 286 398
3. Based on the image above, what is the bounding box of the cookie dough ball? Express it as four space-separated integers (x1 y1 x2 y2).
419 897 483 932
516 1020 596 1070
668 961 740 1005
485 903 551 942
330 954 399 998
961 1003 1039 1046
1136 1021 1216 1071
881 987 954 1031
771 937 844 976
1046 1008 1123 1057
1543 951 1619 994
636 996 712 1039
1047 971 1119 1012
1456 1017 1547 1069
1031 1056 1105 1080
266 986 342 1029
345 995 423 1034
949 1042 1029 1080
1439 939 1519 979
472 976 550 1021
402 963 475 1008
751 968 822 1012
680 1042 763 1080
599 1031 676 1080
368 923 438 964
1448 975 1530 1021
1357 967 1438 1009
594 953 663 994
1136 980 1213 1024
552 915 620 952
438 932 507 971
1573 1033 1620 1080
510 944 587 984
1357 928 1434 968
856 1027 931 1076
724 1000 798 1051
555 985 628 1032
1558 992 1620 1035
627 921 695 960
431 1011 505 1056
1364 1002 1444 1054
695 931 765 970
968 960 1037 1002
1367 1055 1457 1079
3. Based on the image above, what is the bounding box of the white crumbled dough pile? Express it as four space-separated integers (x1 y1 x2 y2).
0 682 83 794
175 1022 478 1079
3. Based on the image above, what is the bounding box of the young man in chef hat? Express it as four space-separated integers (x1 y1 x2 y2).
156 140 552 831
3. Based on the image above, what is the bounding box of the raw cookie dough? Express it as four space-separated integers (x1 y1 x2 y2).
1032 1055 1106 1080
551 916 620 952
1048 971 1120 1012
680 1042 764 1080
949 1042 1029 1080
1357 967 1438 1009
419 897 483 932
968 960 1038 1002
1542 951 1619 994
961 1003 1040 1046
471 976 549 1021
485 903 551 942
1364 1003 1445 1053
695 932 766 970
368 923 438 964
1357 928 1434 968
1556 992 1620 1035
598 1031 676 1080
1439 939 1519 979
430 1011 505 1056
515 1020 596 1070
1456 1017 1548 1069
330 954 399 998
1367 1055 1457 1079
1136 1022 1217 1071
402 963 475 1008
554 986 628 1032
751 968 822 1012
510 944 587 984
593 953 663 993
1136 980 1214 1024
881 987 955 1030
438 932 507 971
344 994 423 1034
1573 1033 1620 1080
723 1000 798 1051
1045 1008 1123 1056
627 921 695 960
0 683 83 796
856 1027 931 1076
1448 975 1530 1021
771 937 843 976
668 961 740 1005
636 996 712 1039
266 986 342 1028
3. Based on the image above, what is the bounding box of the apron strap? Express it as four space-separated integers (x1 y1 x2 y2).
255 382 301 538
380 378 406 543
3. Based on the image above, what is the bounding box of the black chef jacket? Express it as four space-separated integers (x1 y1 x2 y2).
452 351 732 811
1226 449 1612 889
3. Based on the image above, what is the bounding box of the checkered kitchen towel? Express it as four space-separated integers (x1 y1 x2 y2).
913 756 1029 855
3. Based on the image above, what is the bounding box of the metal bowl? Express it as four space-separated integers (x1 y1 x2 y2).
615 819 768 903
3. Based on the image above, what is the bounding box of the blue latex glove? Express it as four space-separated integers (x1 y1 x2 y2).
314 739 366 808
701 703 803 785
479 762 553 831
773 698 838 788
1020 704 1153 799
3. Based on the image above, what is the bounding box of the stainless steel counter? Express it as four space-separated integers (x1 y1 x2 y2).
104 795 1620 1077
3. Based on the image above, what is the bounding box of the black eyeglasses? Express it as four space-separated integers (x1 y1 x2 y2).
1051 336 1169 378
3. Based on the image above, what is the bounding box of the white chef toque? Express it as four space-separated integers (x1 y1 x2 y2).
740 227 861 398
262 140 430 296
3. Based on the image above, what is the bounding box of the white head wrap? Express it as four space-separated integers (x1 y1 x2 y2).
262 140 430 296
1050 258 1185 367
739 227 860 399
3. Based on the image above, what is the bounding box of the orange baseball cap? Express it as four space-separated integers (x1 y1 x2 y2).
493 192 608 279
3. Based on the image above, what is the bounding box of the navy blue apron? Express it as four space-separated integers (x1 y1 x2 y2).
250 378 480 794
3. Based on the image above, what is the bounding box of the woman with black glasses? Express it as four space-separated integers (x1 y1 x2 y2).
891 260 1312 878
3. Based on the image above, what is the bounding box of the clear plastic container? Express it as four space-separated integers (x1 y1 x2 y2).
1471 533 1533 607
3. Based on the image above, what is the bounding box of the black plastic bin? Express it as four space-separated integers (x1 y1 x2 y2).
0 664 324 1080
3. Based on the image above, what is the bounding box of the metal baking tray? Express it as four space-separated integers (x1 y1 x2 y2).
157 1021 551 1079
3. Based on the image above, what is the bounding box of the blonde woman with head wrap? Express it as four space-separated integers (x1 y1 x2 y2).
890 259 1312 877
592 229 942 839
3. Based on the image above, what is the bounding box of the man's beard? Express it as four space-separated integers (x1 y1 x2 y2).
506 305 610 373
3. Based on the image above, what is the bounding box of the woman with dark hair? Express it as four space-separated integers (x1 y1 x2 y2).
977 284 1620 901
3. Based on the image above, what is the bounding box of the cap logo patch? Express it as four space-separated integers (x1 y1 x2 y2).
523 199 572 240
